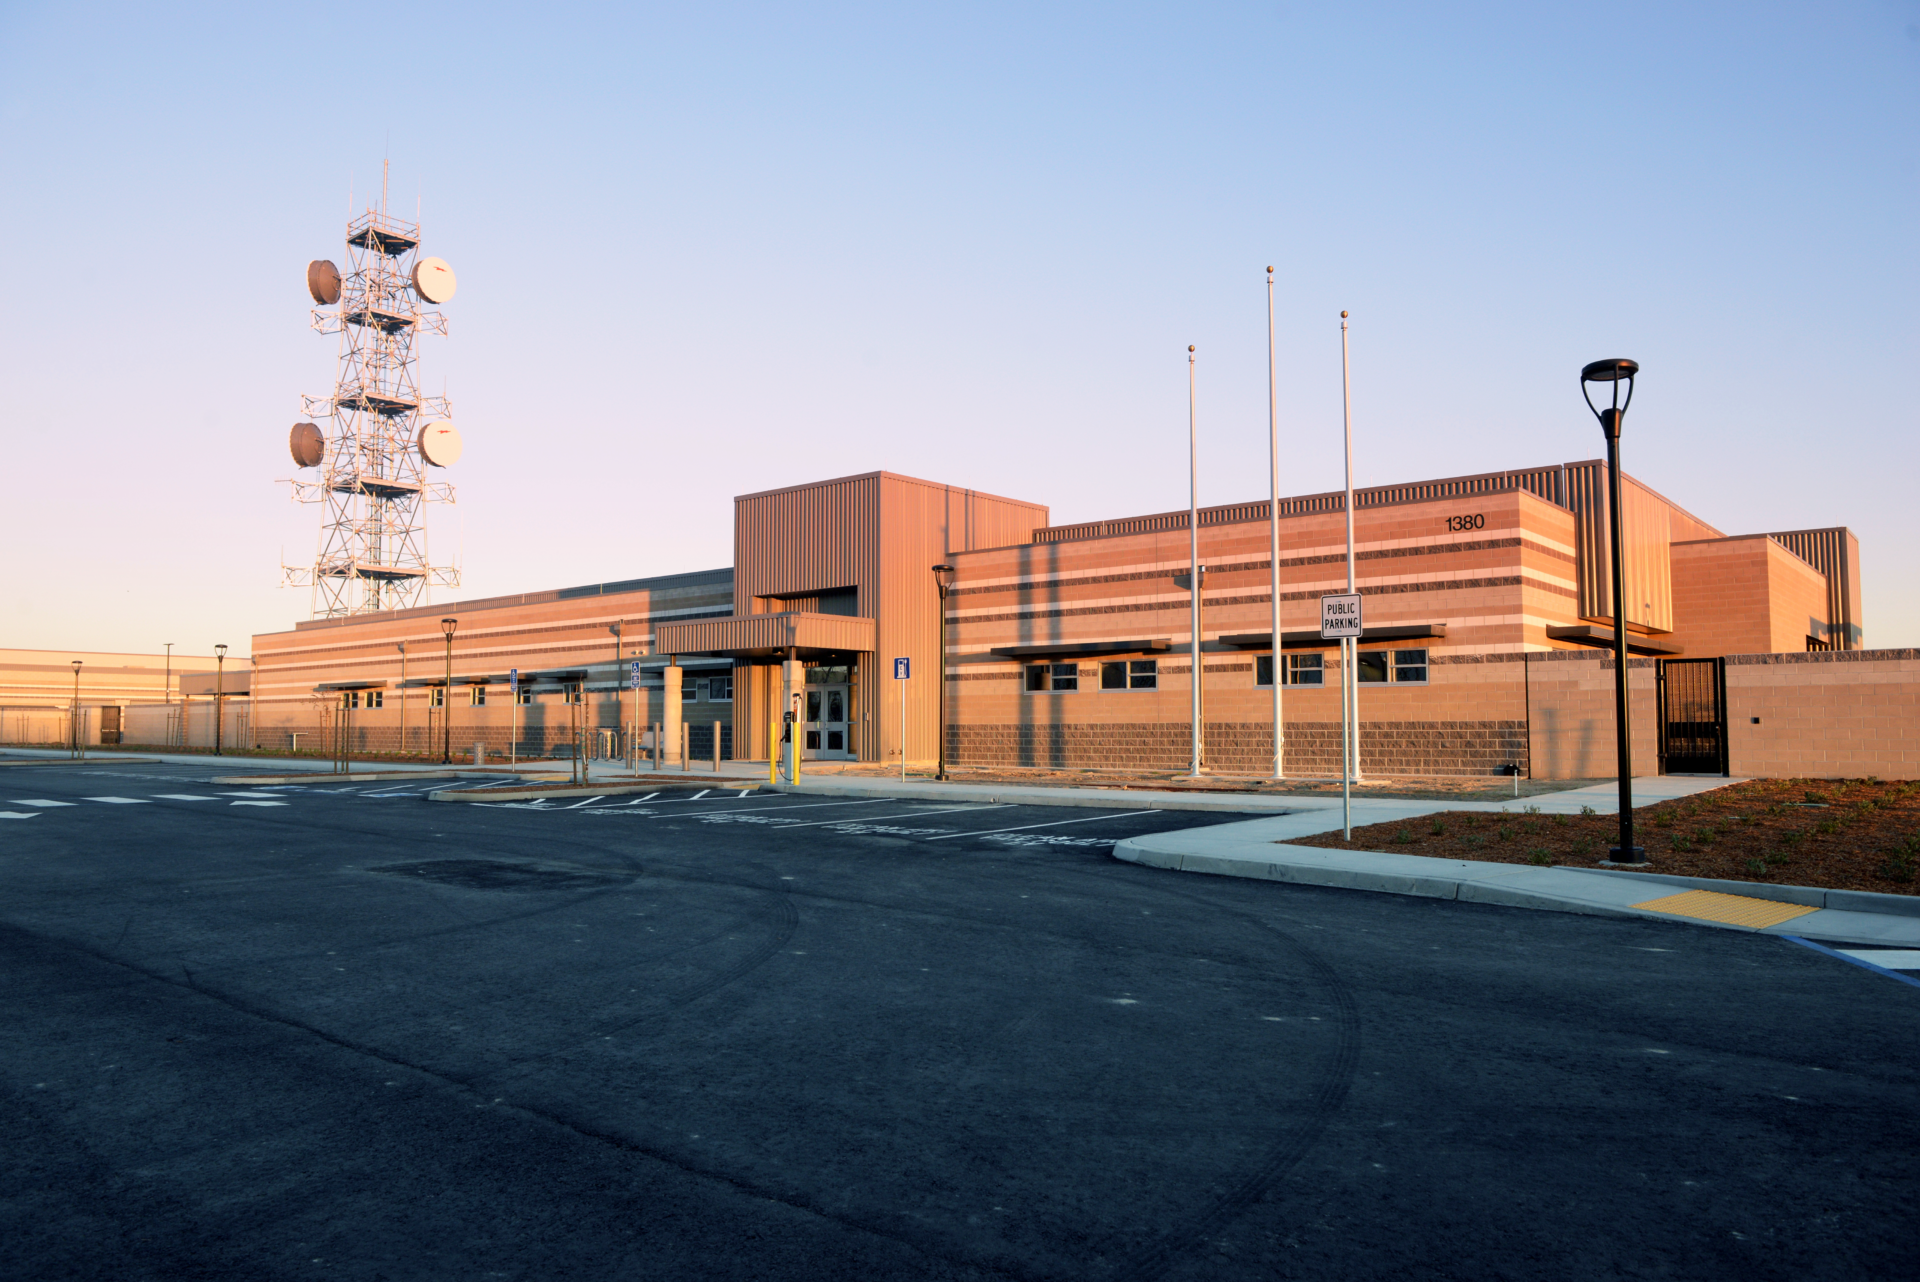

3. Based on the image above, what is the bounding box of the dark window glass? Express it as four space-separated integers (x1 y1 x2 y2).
470 685 486 706
805 730 821 750
1288 654 1324 686
827 730 844 750
1101 661 1127 690
1356 651 1389 683
1050 663 1078 691
1256 654 1273 686
710 675 733 701
1129 660 1158 690
1393 649 1429 683
516 687 532 705
827 690 844 721
1026 664 1050 692
807 691 822 721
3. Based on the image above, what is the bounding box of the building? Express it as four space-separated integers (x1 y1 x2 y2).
241 461 1916 780
0 648 228 747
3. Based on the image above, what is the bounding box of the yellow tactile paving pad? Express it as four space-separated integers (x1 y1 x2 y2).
1630 889 1820 929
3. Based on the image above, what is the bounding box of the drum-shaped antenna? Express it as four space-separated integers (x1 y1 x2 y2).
306 259 341 305
289 422 325 468
412 256 457 303
417 420 463 467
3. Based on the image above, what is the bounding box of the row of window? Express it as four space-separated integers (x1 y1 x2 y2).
1023 649 1430 693
360 675 738 710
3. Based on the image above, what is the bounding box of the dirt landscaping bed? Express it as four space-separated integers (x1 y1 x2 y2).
1283 778 1920 896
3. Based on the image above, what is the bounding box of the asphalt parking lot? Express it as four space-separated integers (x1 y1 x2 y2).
3 760 1917 1281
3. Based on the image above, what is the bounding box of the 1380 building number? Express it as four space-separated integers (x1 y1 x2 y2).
1445 513 1486 532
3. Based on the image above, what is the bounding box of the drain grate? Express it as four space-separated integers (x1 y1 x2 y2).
369 859 626 892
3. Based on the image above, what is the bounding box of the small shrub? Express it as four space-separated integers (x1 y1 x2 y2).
1744 858 1769 876
1817 819 1838 835
1468 834 1486 848
1429 819 1447 837
1552 814 1567 827
1671 835 1692 853
1805 790 1827 805
1695 829 1715 848
1393 827 1413 844
1782 831 1805 849
1878 852 1916 883
1654 812 1673 830
1580 805 1597 817
1498 825 1513 842
1529 851 1552 866
1524 804 1541 816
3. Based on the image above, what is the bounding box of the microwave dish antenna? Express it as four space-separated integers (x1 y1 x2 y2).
282 187 461 618
289 422 325 467
412 256 456 303
307 260 341 305
417 420 463 467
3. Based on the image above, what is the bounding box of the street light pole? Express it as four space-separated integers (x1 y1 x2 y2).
70 660 82 759
214 644 227 756
1187 344 1203 777
1582 359 1644 863
933 564 956 780
1267 267 1283 780
164 642 173 706
440 618 457 765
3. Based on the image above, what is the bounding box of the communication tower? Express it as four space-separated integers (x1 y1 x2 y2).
282 174 463 617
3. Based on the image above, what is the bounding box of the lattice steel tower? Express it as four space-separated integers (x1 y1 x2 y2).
284 178 461 618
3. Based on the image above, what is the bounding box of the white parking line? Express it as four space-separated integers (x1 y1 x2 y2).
0 812 40 820
10 800 75 807
711 804 1014 830
230 800 288 807
923 810 1162 840
84 797 150 804
152 794 220 801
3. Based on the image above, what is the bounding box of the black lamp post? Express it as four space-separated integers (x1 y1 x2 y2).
932 564 956 779
1581 358 1645 864
70 660 82 759
214 644 227 756
440 618 457 764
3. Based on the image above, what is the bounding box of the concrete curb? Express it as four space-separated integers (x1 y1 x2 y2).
766 779 1305 814
212 770 508 786
429 781 759 803
1112 829 1920 945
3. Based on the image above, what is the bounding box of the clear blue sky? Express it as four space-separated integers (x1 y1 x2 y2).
4 2 1915 655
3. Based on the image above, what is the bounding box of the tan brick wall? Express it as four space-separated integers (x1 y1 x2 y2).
1727 650 1920 779
1670 536 1830 658
1524 650 1658 780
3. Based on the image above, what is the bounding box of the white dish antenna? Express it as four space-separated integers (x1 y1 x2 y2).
418 420 463 467
412 256 457 303
289 422 325 468
307 260 341 305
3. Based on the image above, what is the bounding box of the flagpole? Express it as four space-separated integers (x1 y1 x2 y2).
1188 344 1202 777
1268 268 1283 780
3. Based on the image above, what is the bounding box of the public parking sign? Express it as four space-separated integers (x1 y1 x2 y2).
894 656 911 680
1320 593 1363 639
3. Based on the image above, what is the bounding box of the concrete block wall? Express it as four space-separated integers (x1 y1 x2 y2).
1726 649 1920 779
1524 650 1658 780
1670 536 1829 658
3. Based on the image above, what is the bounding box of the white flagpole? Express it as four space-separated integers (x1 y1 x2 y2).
1188 344 1203 777
1268 268 1283 780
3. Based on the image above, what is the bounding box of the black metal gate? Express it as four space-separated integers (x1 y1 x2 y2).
1658 657 1727 775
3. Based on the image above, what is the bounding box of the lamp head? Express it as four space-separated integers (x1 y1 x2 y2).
441 617 457 639
71 660 81 672
1580 358 1640 437
215 644 227 659
932 563 956 591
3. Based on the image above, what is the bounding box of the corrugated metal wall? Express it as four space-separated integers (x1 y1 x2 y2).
1767 527 1861 648
1567 462 1675 634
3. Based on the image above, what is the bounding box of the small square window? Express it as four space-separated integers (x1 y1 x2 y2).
564 686 582 705
1355 651 1389 683
709 675 733 701
368 690 383 709
1256 655 1273 686
1129 660 1157 690
345 691 360 709
470 685 487 706
1050 663 1078 692
1027 663 1079 693
1392 649 1429 684
683 679 699 702
430 687 445 708
1026 664 1050 692
1101 661 1127 690
1287 654 1324 686
516 687 532 705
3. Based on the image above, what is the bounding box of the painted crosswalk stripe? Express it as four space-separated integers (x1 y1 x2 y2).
230 800 288 807
152 794 219 801
10 800 76 807
0 812 40 820
85 797 150 804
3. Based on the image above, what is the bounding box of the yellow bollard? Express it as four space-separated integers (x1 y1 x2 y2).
769 719 778 785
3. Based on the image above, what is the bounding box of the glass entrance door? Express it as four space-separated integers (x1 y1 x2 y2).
803 684 853 760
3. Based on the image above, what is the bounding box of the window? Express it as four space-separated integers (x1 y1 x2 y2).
1102 659 1157 690
516 687 532 705
1356 651 1389 683
469 685 486 706
430 686 445 707
682 678 700 703
1256 655 1273 687
1025 663 1079 692
368 690 383 709
708 674 733 701
344 691 360 709
1392 649 1429 684
1287 654 1324 686
564 685 582 705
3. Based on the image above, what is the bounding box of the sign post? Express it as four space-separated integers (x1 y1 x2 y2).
508 668 519 767
1321 594 1362 838
629 660 641 771
894 657 911 780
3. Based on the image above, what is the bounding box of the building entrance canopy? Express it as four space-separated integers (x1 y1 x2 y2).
656 611 876 660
